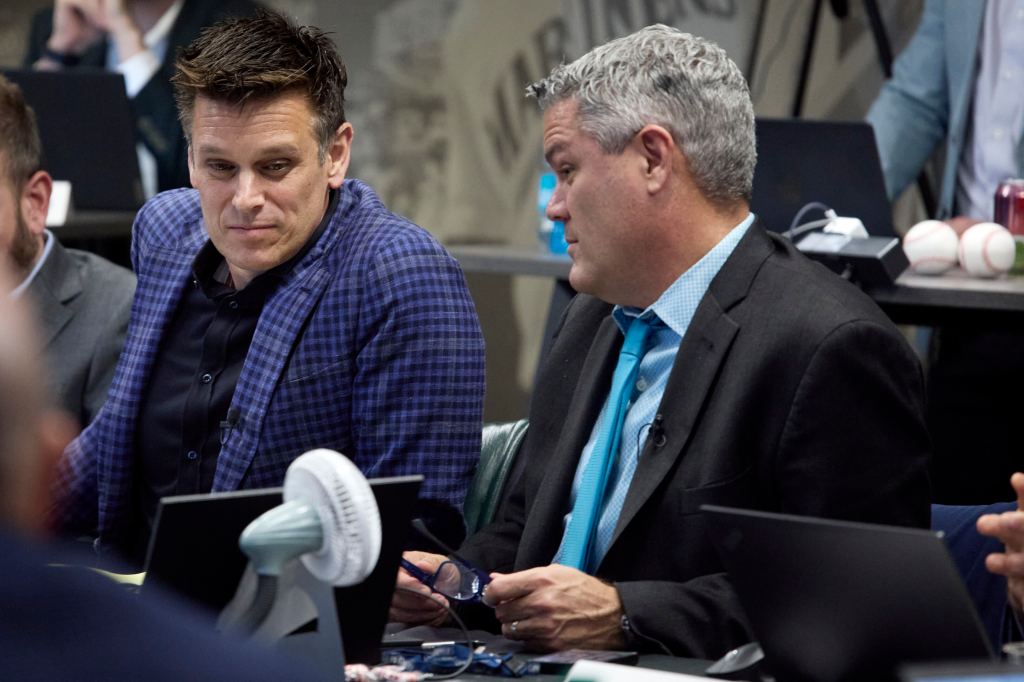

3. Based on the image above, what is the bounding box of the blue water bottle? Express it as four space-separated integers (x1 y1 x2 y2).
538 169 568 254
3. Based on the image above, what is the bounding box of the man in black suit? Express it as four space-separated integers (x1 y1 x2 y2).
392 24 931 658
26 0 261 195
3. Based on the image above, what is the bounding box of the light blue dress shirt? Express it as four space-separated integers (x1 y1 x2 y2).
553 212 755 569
956 0 1024 220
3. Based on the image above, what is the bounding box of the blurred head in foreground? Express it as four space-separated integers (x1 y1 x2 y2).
0 265 74 532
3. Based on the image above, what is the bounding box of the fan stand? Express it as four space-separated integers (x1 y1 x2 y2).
220 560 346 681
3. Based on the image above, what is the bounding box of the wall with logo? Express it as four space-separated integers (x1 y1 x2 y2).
2 0 925 419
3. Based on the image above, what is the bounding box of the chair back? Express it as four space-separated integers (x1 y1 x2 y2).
464 419 529 535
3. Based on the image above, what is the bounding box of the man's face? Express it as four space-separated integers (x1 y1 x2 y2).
188 91 350 288
0 170 42 279
543 99 651 308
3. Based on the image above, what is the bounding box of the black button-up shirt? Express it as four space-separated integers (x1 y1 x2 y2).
131 190 336 558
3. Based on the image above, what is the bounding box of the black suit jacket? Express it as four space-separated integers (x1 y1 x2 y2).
459 222 931 658
26 0 262 193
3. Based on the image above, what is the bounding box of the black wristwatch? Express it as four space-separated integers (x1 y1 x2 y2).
42 46 81 67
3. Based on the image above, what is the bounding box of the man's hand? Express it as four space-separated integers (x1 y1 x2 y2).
389 550 450 626
93 0 146 63
483 564 626 651
45 0 144 64
945 216 983 237
977 472 1024 613
47 0 104 56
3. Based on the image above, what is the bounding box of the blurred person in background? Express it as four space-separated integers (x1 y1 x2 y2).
0 73 134 428
26 0 262 196
868 1 1024 504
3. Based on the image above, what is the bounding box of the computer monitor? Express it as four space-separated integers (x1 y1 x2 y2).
703 505 993 682
752 118 895 237
144 475 422 664
3 68 143 211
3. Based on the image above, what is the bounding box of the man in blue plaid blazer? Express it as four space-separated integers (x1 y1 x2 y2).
50 10 485 560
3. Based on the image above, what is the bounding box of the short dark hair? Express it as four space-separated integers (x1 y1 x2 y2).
172 9 347 159
0 75 43 191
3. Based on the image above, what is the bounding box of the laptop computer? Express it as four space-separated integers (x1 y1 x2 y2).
752 118 895 237
702 505 993 682
143 475 423 664
3 68 143 211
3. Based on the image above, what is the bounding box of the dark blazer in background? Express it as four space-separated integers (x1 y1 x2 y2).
25 0 263 194
459 222 932 658
26 238 134 428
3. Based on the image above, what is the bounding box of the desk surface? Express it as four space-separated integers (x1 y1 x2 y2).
456 654 712 681
449 244 571 279
52 209 136 240
450 244 1024 329
386 625 712 680
868 268 1024 328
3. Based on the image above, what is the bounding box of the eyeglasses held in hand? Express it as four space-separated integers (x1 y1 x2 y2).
400 519 491 602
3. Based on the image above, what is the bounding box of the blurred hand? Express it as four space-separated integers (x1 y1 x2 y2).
977 472 1024 613
47 0 144 63
484 564 626 651
389 550 450 626
93 0 132 30
47 0 104 55
945 216 983 237
96 0 145 63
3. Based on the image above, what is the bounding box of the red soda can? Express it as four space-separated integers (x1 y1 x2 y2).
994 178 1024 272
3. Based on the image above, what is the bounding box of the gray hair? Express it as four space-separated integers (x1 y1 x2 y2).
528 24 755 207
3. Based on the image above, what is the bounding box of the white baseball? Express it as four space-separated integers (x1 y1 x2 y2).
902 220 959 275
958 222 1015 278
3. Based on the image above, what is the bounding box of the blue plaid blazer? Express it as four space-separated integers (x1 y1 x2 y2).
53 180 486 553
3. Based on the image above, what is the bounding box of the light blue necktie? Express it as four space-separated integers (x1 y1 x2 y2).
558 315 655 572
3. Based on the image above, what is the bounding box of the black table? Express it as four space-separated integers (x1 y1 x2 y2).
866 268 1024 330
450 245 1024 331
458 654 712 680
52 209 137 240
